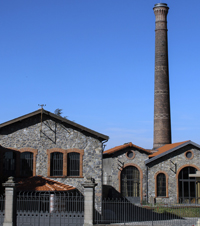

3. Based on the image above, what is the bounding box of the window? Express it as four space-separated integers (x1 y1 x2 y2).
179 166 197 203
121 166 140 202
50 152 63 176
185 150 193 160
3 151 16 177
67 152 80 176
47 148 84 178
0 148 37 178
157 173 166 197
126 150 135 159
20 152 33 177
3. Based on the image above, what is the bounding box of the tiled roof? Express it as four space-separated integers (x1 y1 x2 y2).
103 142 152 155
17 176 76 192
149 141 189 158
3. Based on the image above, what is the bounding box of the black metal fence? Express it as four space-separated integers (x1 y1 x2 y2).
95 198 200 225
17 191 84 226
0 194 5 226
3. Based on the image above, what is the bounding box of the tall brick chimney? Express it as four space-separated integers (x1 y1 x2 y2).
153 3 171 149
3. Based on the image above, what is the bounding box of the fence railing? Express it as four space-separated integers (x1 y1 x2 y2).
0 194 5 226
95 198 200 225
16 191 84 226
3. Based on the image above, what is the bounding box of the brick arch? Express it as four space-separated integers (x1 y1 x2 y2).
18 147 38 176
0 147 38 177
176 164 200 203
47 148 84 177
154 171 169 198
66 149 84 177
118 163 143 203
47 148 66 177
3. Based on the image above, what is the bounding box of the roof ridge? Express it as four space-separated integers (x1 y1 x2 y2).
0 109 109 141
104 142 151 155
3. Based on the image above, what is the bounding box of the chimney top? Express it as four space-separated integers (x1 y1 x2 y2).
154 3 169 8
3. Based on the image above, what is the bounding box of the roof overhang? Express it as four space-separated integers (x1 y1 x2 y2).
145 140 200 165
0 109 109 142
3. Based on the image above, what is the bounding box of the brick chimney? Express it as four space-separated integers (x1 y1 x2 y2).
153 3 171 149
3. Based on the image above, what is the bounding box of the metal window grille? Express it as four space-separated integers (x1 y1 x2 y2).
3 151 16 176
157 173 166 197
121 166 140 198
178 166 197 204
50 152 63 176
67 152 80 176
20 152 33 177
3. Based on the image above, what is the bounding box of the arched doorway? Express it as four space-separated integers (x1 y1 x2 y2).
178 166 197 203
121 166 140 203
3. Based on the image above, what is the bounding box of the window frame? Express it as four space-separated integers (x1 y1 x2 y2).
47 148 84 178
50 152 64 176
0 147 38 178
155 171 169 198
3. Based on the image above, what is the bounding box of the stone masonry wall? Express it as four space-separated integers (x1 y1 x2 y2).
103 148 149 202
0 118 103 209
147 145 200 204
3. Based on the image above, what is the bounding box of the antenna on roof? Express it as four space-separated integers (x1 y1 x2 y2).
38 104 46 135
38 104 46 109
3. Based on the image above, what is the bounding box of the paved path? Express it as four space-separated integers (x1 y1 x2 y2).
96 217 199 226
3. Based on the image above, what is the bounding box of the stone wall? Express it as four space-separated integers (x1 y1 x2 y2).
0 116 103 209
103 147 149 202
147 145 200 203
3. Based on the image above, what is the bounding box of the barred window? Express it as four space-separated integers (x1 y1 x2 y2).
157 173 166 197
3 151 16 176
20 152 33 177
50 152 63 176
67 152 80 176
121 166 140 197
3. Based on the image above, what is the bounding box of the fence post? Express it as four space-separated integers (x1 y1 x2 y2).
2 177 16 226
82 177 97 226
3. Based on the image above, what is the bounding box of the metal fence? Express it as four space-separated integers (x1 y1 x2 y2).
17 191 84 226
94 198 200 225
0 194 5 226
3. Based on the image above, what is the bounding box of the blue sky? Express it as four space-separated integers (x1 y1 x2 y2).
0 0 200 150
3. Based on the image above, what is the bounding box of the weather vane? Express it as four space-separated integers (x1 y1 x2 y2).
38 104 46 109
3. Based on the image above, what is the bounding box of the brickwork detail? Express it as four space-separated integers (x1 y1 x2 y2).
0 118 103 209
154 171 169 198
153 4 171 149
46 148 84 177
103 148 149 202
148 146 200 203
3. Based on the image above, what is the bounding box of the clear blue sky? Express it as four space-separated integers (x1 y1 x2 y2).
0 1 200 150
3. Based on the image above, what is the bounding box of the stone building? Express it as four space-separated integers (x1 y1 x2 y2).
103 140 200 204
0 108 109 208
102 2 200 205
1 3 199 208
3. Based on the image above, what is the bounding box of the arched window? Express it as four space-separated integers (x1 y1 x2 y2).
3 151 16 177
121 166 140 202
179 166 197 203
20 152 33 177
157 173 166 197
50 152 63 176
67 152 80 176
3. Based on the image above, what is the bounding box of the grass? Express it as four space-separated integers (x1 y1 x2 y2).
153 206 200 217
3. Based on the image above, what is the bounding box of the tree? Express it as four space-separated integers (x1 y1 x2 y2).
54 108 67 119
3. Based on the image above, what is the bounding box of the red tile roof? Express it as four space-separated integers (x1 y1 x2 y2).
103 142 152 155
17 176 76 192
149 141 189 158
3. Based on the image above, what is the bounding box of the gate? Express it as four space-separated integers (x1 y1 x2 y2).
0 194 5 226
17 191 84 226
